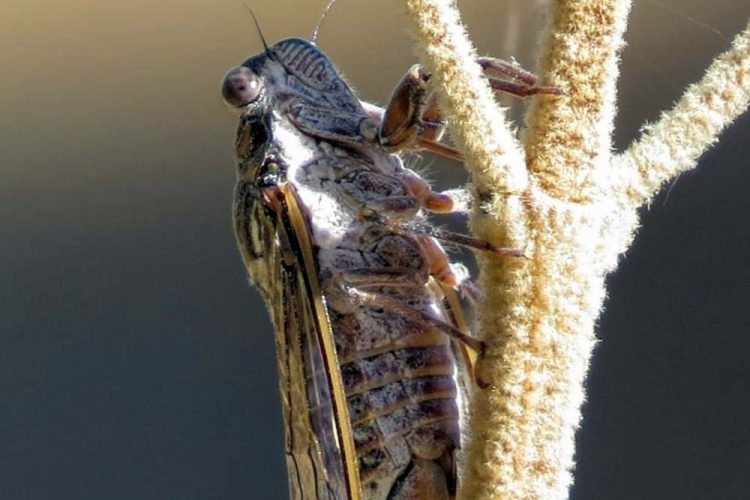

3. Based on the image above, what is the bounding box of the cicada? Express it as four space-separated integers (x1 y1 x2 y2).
221 29 552 500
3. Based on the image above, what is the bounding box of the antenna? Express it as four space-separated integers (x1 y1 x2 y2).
243 3 270 53
311 0 338 45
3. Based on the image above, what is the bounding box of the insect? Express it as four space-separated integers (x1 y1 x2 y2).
221 17 554 500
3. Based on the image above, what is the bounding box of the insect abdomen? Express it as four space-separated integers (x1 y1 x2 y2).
316 243 461 499
330 308 460 499
291 131 463 498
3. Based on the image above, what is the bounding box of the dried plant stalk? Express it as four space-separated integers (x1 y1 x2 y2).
405 0 750 498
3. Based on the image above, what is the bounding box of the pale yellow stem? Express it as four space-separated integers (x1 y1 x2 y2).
614 20 750 207
405 1 748 499
404 0 527 196
407 0 632 499
524 0 631 202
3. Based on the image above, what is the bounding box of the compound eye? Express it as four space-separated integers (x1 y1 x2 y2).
221 66 262 108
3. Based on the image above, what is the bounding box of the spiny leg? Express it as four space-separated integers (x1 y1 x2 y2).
368 57 560 161
360 208 526 259
331 268 485 356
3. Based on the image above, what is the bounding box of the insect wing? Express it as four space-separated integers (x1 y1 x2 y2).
280 254 349 499
281 185 362 499
233 182 361 499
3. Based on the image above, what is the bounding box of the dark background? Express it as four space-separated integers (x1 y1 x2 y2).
2 1 748 498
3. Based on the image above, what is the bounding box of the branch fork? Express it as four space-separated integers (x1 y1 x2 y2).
405 0 750 498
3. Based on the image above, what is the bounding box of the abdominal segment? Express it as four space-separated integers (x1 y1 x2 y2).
307 172 460 498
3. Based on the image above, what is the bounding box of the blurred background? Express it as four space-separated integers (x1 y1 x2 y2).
2 1 749 498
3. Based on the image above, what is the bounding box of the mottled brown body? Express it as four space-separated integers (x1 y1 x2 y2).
224 38 466 499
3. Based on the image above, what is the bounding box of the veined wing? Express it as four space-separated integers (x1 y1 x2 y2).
233 180 361 499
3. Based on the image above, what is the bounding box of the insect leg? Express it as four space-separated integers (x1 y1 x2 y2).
359 207 525 259
411 223 527 259
364 57 560 161
377 65 435 152
331 269 485 356
477 56 561 96
399 171 455 214
349 284 486 355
